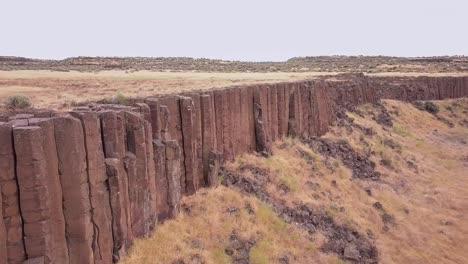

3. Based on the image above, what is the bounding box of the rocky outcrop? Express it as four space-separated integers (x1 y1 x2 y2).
0 75 467 263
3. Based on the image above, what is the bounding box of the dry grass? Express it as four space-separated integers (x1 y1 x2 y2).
121 187 336 264
122 98 468 264
0 70 334 110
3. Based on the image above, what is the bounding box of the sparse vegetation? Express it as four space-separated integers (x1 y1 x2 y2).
414 101 440 114
5 95 32 109
112 91 128 105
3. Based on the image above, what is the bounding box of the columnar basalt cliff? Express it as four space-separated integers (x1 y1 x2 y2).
0 75 467 263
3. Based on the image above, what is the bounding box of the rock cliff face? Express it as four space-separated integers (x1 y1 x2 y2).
0 75 467 263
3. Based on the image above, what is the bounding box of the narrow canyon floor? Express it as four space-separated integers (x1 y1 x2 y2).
122 98 468 264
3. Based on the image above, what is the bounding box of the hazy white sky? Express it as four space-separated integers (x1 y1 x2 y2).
1 0 467 61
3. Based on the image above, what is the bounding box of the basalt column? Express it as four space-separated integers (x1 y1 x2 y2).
200 94 219 187
159 96 186 194
100 111 133 261
72 111 113 264
164 140 182 218
54 116 94 264
0 122 26 263
0 184 6 262
187 93 204 189
253 86 272 155
124 112 155 237
13 127 55 263
269 84 279 141
288 83 303 137
28 118 69 263
213 90 226 160
180 97 198 194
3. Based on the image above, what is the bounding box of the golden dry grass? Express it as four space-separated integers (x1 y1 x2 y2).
119 99 468 264
0 70 335 110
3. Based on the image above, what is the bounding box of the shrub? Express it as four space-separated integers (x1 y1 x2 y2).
423 101 439 114
112 92 128 105
5 95 32 109
414 101 439 114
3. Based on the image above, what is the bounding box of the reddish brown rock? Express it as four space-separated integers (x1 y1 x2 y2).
164 140 182 218
300 82 312 138
0 184 6 262
159 105 170 140
71 111 113 264
213 90 225 160
100 110 133 259
27 118 69 263
23 257 45 264
135 103 151 123
13 127 54 262
187 93 204 189
54 116 94 264
144 121 158 230
239 86 255 152
145 98 162 140
230 88 242 156
288 84 302 137
0 122 26 263
200 94 216 186
207 151 222 187
124 112 153 237
153 140 169 221
269 84 279 141
180 97 198 195
253 87 272 155
159 96 186 193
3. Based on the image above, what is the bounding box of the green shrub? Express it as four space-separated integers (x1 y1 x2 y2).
5 95 32 109
414 101 439 114
113 92 128 105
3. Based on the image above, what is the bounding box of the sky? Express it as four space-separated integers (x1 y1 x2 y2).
1 0 467 61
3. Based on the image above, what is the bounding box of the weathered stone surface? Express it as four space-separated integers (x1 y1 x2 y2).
207 151 221 187
159 96 186 193
288 84 302 137
213 90 225 160
180 96 198 195
270 84 279 141
100 111 133 261
300 82 312 138
222 89 234 161
0 184 8 263
23 256 45 264
239 87 254 153
253 87 272 155
164 140 182 219
71 111 113 264
144 121 158 230
145 98 162 140
187 93 204 189
135 103 151 123
13 126 54 262
230 88 242 156
124 112 153 237
200 94 216 186
0 122 26 263
159 105 170 141
54 116 94 264
153 140 168 221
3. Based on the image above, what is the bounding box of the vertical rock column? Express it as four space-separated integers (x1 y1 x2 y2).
200 94 219 187
100 111 133 261
180 97 198 195
144 121 158 230
164 140 182 218
253 87 272 155
213 90 225 160
288 84 303 137
13 127 54 262
159 96 186 194
153 139 168 221
54 116 94 264
124 112 154 237
0 184 6 262
187 93 204 189
72 111 113 264
240 86 255 152
28 118 69 263
269 84 279 141
0 122 26 263
145 98 162 140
